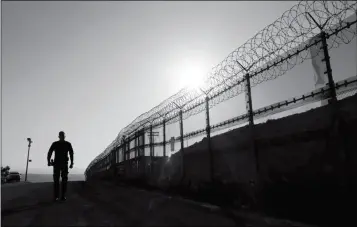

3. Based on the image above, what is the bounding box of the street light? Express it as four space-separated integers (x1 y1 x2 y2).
25 138 32 182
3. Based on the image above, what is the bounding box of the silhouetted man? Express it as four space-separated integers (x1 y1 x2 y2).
47 131 74 201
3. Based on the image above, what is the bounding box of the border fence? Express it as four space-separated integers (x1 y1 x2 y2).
85 1 357 182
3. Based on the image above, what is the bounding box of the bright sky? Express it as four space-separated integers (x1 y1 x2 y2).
2 1 355 174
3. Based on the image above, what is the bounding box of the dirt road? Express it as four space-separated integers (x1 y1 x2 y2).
1 181 314 226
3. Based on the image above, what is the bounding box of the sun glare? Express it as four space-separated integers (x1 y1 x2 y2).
179 63 207 90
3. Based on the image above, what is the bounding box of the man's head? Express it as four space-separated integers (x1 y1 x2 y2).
59 131 65 141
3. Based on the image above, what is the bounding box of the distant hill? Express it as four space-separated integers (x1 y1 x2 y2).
21 173 85 183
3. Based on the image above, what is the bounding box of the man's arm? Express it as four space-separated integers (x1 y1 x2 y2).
69 143 74 166
47 142 55 165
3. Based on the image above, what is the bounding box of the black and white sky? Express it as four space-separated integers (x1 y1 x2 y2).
1 1 356 174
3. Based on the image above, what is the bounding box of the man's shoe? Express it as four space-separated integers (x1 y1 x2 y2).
54 197 59 202
60 197 66 201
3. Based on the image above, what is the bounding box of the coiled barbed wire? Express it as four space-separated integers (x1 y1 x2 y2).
86 1 357 172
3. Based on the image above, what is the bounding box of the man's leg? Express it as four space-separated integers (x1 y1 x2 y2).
53 165 60 200
60 164 69 200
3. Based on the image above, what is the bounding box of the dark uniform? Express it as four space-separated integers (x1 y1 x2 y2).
47 138 74 200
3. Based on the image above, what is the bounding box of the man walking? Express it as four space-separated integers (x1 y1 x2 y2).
47 131 74 201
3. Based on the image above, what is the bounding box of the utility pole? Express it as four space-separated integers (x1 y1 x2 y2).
25 138 32 182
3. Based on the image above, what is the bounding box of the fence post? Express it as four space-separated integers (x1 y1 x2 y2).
306 12 337 104
245 73 260 178
244 72 260 207
112 148 116 178
320 31 337 104
163 118 166 157
141 129 145 157
135 132 138 158
149 124 153 174
205 96 214 182
122 138 126 162
135 131 139 173
121 138 126 178
113 149 115 165
127 137 130 160
245 74 254 126
179 109 185 178
150 125 153 157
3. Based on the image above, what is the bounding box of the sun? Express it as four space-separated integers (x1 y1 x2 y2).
178 62 207 90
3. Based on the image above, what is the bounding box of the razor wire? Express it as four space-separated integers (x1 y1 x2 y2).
178 76 357 141
86 1 357 172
